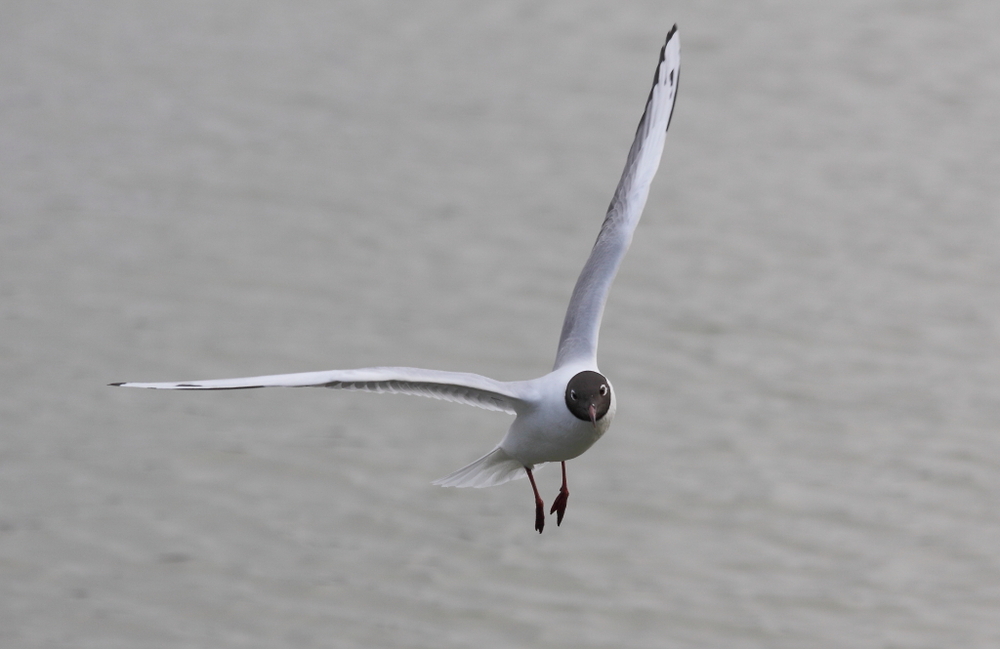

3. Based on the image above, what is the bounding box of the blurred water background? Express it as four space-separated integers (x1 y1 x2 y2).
3 2 1000 647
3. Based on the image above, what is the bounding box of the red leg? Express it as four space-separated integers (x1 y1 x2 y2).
525 467 545 533
549 462 570 526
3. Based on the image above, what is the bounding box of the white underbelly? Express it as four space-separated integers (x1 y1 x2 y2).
500 409 612 467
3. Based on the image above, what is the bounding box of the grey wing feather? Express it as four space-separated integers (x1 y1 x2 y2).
111 366 525 414
553 26 680 370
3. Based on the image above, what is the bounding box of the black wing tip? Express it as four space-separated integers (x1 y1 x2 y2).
656 25 680 133
636 25 680 136
109 381 268 390
657 24 679 63
658 24 680 74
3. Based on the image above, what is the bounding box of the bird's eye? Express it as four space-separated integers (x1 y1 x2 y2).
599 384 608 396
570 390 577 400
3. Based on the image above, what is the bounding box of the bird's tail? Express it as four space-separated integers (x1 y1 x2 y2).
433 447 530 488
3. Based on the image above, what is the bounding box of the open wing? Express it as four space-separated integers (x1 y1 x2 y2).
111 366 525 414
553 26 680 370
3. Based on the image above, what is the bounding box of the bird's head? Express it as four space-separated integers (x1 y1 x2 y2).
564 371 612 427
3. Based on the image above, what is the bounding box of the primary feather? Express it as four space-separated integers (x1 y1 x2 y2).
112 367 525 414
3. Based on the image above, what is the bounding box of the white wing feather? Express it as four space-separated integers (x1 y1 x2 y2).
112 28 680 421
112 367 525 414
553 26 680 370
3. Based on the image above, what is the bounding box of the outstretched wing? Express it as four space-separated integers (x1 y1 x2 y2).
111 366 525 414
553 26 680 370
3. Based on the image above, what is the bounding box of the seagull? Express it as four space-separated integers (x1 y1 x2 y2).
112 26 680 533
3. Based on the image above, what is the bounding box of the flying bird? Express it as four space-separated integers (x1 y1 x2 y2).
113 26 680 533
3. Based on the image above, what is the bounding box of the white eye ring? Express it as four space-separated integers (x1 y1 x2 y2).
599 384 608 396
570 390 577 400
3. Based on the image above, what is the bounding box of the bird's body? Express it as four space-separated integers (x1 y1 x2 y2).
501 366 615 470
433 363 617 489
113 26 681 533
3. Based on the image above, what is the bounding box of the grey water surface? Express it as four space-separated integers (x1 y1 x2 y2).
3 2 1000 647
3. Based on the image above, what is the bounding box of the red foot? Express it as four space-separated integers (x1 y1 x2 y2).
549 461 571 526
550 486 569 526
526 467 545 534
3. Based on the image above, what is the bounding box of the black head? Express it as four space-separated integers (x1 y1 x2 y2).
565 371 612 425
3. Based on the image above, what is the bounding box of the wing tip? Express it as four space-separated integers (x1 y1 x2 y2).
658 25 681 132
660 24 680 74
645 26 681 103
629 25 681 143
658 24 679 64
107 381 266 390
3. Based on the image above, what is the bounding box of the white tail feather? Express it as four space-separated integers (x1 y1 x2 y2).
433 447 533 488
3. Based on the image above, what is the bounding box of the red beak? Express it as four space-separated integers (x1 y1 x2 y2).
589 404 597 426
